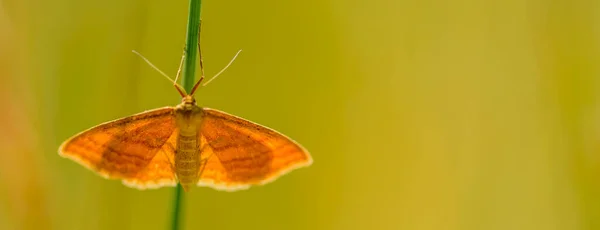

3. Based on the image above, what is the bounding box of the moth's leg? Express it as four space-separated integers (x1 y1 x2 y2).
188 20 206 95
173 49 186 84
196 155 211 180
197 19 205 81
162 142 178 181
198 136 226 161
195 137 223 179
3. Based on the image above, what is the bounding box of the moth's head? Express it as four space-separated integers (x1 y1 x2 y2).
175 95 196 112
179 95 196 109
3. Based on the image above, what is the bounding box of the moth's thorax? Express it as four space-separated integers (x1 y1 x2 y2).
174 96 203 133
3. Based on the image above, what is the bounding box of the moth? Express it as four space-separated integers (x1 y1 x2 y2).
59 40 312 192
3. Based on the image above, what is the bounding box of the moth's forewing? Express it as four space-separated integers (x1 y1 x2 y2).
196 108 312 191
59 107 178 189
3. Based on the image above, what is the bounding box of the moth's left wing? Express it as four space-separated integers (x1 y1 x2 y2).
59 107 178 189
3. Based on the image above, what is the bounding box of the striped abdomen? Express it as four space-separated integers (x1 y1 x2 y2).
175 130 201 191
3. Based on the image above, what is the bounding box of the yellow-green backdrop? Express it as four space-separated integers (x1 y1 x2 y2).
1 0 600 229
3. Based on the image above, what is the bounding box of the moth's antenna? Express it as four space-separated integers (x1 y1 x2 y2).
132 50 186 97
189 22 242 95
202 49 242 87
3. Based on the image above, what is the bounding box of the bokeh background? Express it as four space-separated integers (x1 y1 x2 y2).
1 0 600 229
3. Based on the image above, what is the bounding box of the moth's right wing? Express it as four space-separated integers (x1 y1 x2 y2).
197 108 312 191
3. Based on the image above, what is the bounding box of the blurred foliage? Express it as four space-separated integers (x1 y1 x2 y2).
1 0 600 229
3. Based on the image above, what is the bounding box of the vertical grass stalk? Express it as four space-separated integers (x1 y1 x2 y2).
171 0 202 229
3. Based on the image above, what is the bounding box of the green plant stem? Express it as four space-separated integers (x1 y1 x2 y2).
171 184 184 230
182 0 202 93
171 0 202 230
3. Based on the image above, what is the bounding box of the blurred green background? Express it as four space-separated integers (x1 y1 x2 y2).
1 0 600 229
